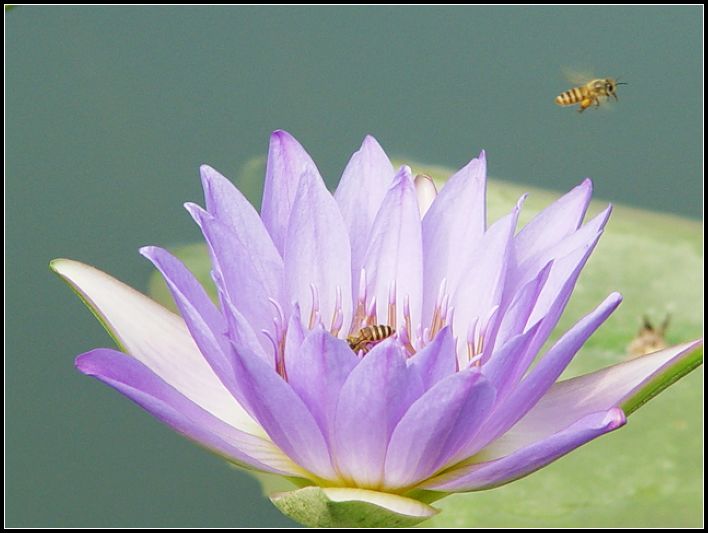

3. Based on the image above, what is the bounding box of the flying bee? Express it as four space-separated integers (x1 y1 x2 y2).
555 78 627 112
347 325 395 355
626 314 670 359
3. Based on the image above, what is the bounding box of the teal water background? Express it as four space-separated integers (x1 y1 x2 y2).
6 6 702 527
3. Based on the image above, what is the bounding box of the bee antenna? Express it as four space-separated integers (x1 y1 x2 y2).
616 82 628 85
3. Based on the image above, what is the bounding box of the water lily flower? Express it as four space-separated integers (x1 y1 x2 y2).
52 131 702 527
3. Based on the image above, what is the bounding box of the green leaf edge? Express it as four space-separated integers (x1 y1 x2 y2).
621 345 703 416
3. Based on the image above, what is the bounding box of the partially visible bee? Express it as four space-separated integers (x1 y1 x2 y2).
555 78 627 112
626 314 670 358
347 325 395 355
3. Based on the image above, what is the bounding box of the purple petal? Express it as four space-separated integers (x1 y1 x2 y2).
362 167 423 330
383 369 496 489
525 208 610 326
509 233 604 380
422 408 625 491
493 260 552 349
477 292 623 450
450 201 521 350
286 329 359 442
333 339 423 488
221 298 268 364
284 167 352 335
520 340 703 431
407 327 457 390
76 348 302 477
510 205 611 298
199 165 274 247
514 179 593 265
482 321 542 400
226 316 337 481
334 135 395 293
140 246 258 418
421 153 486 325
186 204 284 348
432 340 701 493
261 130 322 256
284 304 306 357
50 259 257 433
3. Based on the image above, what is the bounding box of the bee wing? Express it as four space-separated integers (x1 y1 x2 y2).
561 67 596 85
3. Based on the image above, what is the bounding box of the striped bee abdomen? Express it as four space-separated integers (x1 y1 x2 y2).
347 325 395 354
555 86 586 106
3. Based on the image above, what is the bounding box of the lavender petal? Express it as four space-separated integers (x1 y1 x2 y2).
407 326 457 390
286 328 359 443
186 204 283 350
261 130 322 256
228 318 337 481
421 153 486 325
284 166 352 335
333 339 423 488
474 292 623 452
384 368 495 489
51 258 257 433
422 409 625 492
334 135 395 294
76 348 303 477
140 246 258 418
514 178 593 265
362 167 424 330
450 202 521 350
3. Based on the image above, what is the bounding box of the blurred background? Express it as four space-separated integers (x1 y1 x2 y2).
6 6 702 527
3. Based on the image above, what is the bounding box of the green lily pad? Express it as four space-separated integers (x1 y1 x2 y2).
147 157 702 527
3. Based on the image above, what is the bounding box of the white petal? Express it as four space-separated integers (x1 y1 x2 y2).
51 258 262 436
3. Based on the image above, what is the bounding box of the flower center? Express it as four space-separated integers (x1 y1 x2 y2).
264 270 495 377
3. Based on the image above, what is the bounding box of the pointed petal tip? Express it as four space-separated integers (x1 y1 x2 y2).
74 348 111 376
268 130 303 156
198 163 214 175
398 164 413 176
585 203 613 232
50 259 109 292
50 257 85 276
362 133 382 147
138 245 158 259
605 407 626 430
580 177 593 190
608 291 623 306
392 165 414 187
49 257 68 274
198 164 229 190
184 201 208 223
74 352 91 373
270 129 296 143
